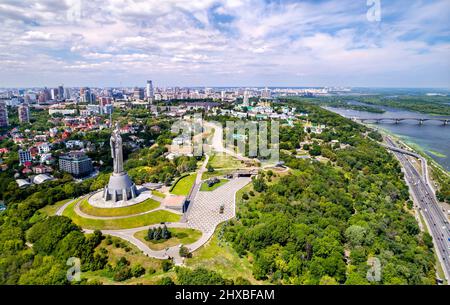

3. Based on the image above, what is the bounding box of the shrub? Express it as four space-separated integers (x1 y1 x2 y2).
113 267 132 282
131 264 145 278
179 245 191 258
157 277 175 285
161 260 173 272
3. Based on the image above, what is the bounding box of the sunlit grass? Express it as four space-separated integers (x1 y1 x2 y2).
63 200 180 230
78 198 160 217
170 173 197 196
134 228 202 251
200 179 229 191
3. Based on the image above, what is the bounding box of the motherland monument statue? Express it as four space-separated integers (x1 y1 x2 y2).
111 122 124 174
102 122 138 203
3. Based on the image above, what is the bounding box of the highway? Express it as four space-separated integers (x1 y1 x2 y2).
384 136 450 282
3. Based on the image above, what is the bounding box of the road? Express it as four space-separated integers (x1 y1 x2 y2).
203 121 252 162
385 136 450 282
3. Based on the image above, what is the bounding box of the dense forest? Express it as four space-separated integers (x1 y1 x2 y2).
225 102 436 284
293 94 450 116
320 95 450 116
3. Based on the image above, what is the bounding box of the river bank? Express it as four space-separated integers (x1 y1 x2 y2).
368 124 449 176
324 106 450 171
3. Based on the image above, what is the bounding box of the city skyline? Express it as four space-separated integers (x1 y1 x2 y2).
0 0 449 88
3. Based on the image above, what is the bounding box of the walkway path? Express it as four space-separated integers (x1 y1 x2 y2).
184 177 251 254
204 121 252 162
180 153 209 222
56 197 82 216
58 177 251 265
57 124 254 265
73 196 182 220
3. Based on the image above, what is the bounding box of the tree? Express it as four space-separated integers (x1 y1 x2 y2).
252 177 267 193
113 257 132 281
179 245 191 258
319 275 338 285
131 264 145 278
113 267 132 282
154 227 162 240
147 228 155 240
161 260 173 272
18 255 68 285
26 216 80 254
309 144 322 156
162 225 171 240
157 277 175 285
176 267 227 285
345 225 367 247
207 164 215 173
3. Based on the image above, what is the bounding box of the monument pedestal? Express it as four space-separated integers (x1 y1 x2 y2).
103 172 138 202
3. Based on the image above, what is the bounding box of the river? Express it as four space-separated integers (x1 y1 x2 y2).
324 105 450 172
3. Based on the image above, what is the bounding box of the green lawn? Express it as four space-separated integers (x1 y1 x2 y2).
200 179 229 191
234 182 254 214
201 169 235 180
78 198 160 217
134 228 202 251
185 224 262 284
63 200 181 230
208 154 243 169
152 190 166 198
170 173 197 196
39 199 72 216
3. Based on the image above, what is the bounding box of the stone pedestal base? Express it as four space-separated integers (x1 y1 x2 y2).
103 172 138 202
88 188 151 208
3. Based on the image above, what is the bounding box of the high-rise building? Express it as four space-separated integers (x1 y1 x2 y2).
261 87 271 99
103 104 113 115
99 97 112 114
58 85 64 100
243 90 250 106
0 102 8 127
50 88 58 100
133 87 145 100
146 80 154 101
19 149 32 165
59 152 93 178
80 87 94 103
18 104 30 123
64 88 71 99
39 88 51 103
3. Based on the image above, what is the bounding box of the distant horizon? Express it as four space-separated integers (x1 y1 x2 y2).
1 85 449 91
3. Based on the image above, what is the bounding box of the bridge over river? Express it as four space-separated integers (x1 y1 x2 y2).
354 117 449 125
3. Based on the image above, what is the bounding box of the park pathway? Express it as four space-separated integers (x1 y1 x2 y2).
57 124 254 265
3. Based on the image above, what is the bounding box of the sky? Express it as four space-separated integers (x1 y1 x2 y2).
0 0 449 88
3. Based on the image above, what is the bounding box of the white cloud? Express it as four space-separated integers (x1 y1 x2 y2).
0 0 448 87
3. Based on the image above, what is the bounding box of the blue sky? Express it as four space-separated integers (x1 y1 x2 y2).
0 0 449 88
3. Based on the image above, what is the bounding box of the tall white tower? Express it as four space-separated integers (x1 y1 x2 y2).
243 90 250 106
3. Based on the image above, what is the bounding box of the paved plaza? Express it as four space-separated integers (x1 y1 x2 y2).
186 177 251 233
